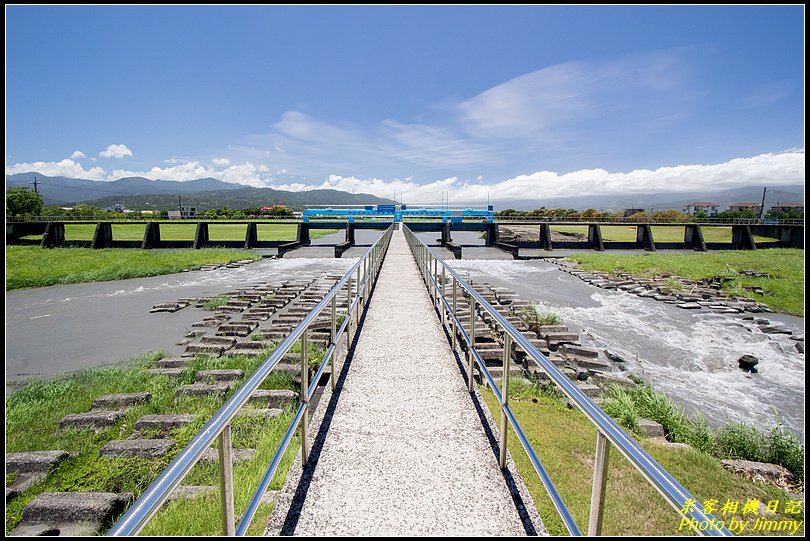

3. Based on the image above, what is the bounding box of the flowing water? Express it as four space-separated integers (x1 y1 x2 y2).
446 257 805 437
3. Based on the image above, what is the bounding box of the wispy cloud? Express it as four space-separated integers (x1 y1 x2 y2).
69 150 86 159
100 143 134 159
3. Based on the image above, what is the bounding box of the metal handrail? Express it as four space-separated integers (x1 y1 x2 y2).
6 215 804 225
493 216 804 225
403 226 732 536
108 225 393 536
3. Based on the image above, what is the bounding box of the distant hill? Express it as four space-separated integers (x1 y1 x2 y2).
5 173 244 205
497 185 805 212
81 187 396 211
5 172 395 210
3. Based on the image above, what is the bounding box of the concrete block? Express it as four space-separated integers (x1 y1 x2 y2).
195 369 244 382
6 451 69 474
176 383 232 397
134 414 196 432
100 439 175 458
59 411 123 430
247 389 297 408
92 392 151 410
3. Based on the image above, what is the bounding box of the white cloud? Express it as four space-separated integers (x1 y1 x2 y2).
271 150 805 205
100 144 134 158
69 150 86 159
212 158 231 166
5 159 106 180
110 161 270 188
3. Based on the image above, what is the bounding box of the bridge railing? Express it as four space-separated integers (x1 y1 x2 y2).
107 225 394 536
402 225 732 537
5 215 302 223
494 215 803 225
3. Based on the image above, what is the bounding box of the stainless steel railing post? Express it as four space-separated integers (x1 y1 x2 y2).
218 425 235 535
300 328 309 466
330 296 337 390
451 278 457 351
467 298 476 393
499 333 512 469
588 431 611 535
345 278 352 347
440 266 446 326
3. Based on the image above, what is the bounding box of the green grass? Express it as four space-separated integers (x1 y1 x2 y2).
202 295 230 311
480 384 804 536
602 384 804 477
545 225 775 243
5 349 301 535
23 223 337 242
5 246 261 291
519 306 562 330
568 248 804 315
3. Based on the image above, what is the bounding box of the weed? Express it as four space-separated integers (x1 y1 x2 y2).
202 295 229 311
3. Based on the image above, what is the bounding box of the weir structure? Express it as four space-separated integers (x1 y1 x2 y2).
106 227 732 537
7 212 803 258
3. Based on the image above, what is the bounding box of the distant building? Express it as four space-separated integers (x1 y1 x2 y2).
769 202 804 214
728 202 762 213
105 203 125 212
168 205 197 219
684 202 720 217
623 208 645 218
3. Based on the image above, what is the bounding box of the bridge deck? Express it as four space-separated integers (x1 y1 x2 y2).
276 229 533 535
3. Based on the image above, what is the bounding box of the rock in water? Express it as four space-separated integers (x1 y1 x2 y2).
737 355 759 373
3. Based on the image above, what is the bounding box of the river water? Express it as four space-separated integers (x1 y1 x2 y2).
444 256 804 437
6 231 804 437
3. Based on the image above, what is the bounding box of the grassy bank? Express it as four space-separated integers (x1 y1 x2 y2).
527 224 777 244
480 384 804 536
5 246 262 290
20 223 337 242
568 248 804 315
5 351 301 535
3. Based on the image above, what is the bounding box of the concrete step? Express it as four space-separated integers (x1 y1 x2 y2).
59 411 123 430
134 414 195 432
576 383 603 399
248 389 297 408
6 451 69 474
537 325 570 335
195 369 244 382
559 345 599 359
11 491 132 536
216 323 258 337
92 392 151 410
200 448 256 464
150 302 189 313
184 344 225 356
199 336 237 347
176 383 232 397
571 357 613 371
100 439 175 458
154 358 189 369
148 368 185 378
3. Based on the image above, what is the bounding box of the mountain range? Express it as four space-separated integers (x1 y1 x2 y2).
5 173 395 210
5 172 804 212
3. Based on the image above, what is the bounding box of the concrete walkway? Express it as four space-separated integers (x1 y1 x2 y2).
280 230 533 536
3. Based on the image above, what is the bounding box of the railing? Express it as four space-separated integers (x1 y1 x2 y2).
108 225 394 536
5 215 301 223
402 225 732 536
6 215 803 225
493 215 804 225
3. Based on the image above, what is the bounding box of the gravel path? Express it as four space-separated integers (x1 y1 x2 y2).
284 230 533 536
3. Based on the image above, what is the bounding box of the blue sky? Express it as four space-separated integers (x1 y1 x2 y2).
5 5 805 203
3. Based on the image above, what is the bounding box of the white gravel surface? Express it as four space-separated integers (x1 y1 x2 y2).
283 230 533 536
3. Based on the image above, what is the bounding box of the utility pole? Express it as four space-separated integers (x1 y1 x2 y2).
759 187 767 220
30 176 39 194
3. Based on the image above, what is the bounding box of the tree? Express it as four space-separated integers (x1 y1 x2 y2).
6 186 43 216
